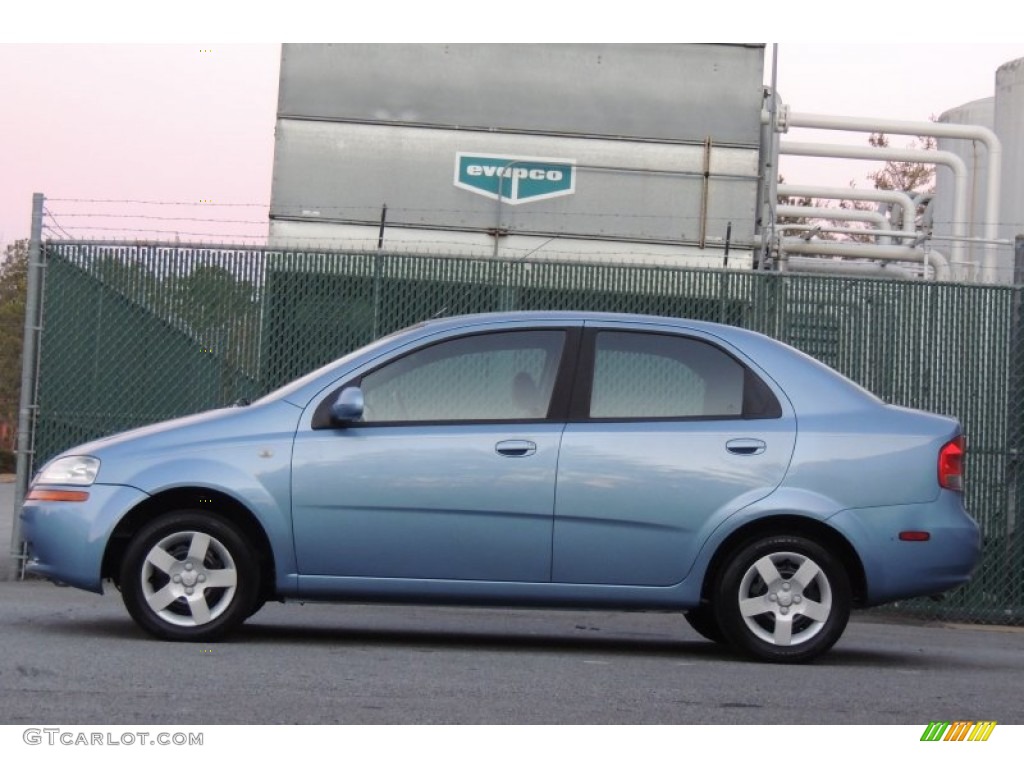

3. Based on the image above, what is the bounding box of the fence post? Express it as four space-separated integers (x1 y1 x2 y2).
10 193 45 578
372 252 382 339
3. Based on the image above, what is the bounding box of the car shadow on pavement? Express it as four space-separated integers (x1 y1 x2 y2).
237 624 942 668
38 613 739 660
238 621 735 659
33 612 942 668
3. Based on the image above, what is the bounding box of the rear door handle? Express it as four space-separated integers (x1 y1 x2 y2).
495 440 537 457
726 438 766 456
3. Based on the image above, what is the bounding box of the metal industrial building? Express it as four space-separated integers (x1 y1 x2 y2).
268 43 1024 284
269 44 766 269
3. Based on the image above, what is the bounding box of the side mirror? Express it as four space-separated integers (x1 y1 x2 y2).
330 386 364 424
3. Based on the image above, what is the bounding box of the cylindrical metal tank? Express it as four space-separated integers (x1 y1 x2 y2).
936 56 1024 284
995 57 1024 281
935 97 994 279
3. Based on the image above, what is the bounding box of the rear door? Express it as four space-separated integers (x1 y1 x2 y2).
552 325 796 586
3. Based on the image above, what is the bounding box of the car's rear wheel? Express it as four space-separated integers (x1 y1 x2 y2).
120 512 259 641
683 605 725 644
714 534 850 663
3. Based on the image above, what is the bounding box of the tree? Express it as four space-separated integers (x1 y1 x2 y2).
0 240 29 462
170 264 261 382
867 132 937 195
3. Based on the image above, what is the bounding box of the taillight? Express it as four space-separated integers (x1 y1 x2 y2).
938 435 965 491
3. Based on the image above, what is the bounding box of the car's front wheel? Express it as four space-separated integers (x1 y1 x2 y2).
120 512 259 641
714 534 851 663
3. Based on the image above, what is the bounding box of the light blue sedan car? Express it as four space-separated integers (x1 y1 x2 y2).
21 312 980 662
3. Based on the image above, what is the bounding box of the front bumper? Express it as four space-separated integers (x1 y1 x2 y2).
20 484 150 593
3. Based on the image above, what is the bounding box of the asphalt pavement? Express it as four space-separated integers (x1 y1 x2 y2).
2 579 1023 724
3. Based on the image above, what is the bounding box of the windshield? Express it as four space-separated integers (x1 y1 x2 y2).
253 323 428 405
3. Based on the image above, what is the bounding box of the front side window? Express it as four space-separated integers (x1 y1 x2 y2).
590 331 753 419
360 331 565 423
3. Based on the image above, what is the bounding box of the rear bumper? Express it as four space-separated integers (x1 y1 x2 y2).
20 484 149 593
828 492 981 606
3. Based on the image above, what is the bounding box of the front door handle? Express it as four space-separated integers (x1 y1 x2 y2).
726 438 766 456
496 440 537 457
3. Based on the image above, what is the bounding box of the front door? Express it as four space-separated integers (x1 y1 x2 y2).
291 329 570 582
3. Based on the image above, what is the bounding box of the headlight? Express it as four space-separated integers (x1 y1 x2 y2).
35 456 101 486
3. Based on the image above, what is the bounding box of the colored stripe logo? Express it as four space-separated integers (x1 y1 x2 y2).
920 721 997 741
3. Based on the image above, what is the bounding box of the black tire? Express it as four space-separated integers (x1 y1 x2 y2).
684 605 726 644
713 534 851 663
120 511 260 642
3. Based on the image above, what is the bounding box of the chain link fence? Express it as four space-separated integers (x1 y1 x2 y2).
28 241 1024 623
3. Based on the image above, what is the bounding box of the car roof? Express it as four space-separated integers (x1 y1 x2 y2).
266 310 881 414
420 310 727 333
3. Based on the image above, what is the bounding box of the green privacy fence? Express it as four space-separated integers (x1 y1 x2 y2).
32 241 1024 624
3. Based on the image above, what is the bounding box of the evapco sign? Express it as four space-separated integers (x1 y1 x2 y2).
454 153 576 205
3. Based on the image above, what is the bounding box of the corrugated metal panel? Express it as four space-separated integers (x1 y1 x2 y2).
266 220 756 268
269 120 759 246
277 44 765 146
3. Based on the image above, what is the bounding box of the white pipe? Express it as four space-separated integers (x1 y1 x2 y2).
929 234 1014 246
777 204 891 230
923 244 973 281
778 185 917 234
781 238 950 281
777 224 912 240
914 195 935 232
780 141 967 266
778 111 1002 283
778 204 893 243
781 141 965 183
786 255 914 279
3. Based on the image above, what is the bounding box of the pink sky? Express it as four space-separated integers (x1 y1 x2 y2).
0 44 280 249
773 44 1024 194
1 42 1022 251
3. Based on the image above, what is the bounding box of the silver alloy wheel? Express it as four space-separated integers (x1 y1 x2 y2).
140 530 239 627
736 551 833 647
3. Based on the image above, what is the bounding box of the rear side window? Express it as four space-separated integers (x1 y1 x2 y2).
589 331 780 420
